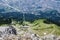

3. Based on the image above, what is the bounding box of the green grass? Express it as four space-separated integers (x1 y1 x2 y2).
30 19 60 36
0 19 60 36
9 19 60 36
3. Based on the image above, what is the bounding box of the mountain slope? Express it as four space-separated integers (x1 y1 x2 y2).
30 19 60 36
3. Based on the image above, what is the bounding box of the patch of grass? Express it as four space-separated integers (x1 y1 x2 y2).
30 19 60 36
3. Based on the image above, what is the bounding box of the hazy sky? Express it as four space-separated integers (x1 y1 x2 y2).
0 0 60 12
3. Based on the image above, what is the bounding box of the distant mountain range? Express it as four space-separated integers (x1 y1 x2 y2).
0 9 60 25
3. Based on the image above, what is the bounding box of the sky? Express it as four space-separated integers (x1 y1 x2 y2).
0 0 60 12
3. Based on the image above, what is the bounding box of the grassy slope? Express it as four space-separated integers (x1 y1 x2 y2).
30 19 60 36
0 19 60 36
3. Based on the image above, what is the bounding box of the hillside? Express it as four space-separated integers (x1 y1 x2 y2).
30 19 60 36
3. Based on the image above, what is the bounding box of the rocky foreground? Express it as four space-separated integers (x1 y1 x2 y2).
0 33 60 40
0 25 60 40
0 32 60 40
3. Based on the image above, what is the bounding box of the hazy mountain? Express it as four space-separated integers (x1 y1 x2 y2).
0 0 60 25
0 9 60 23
